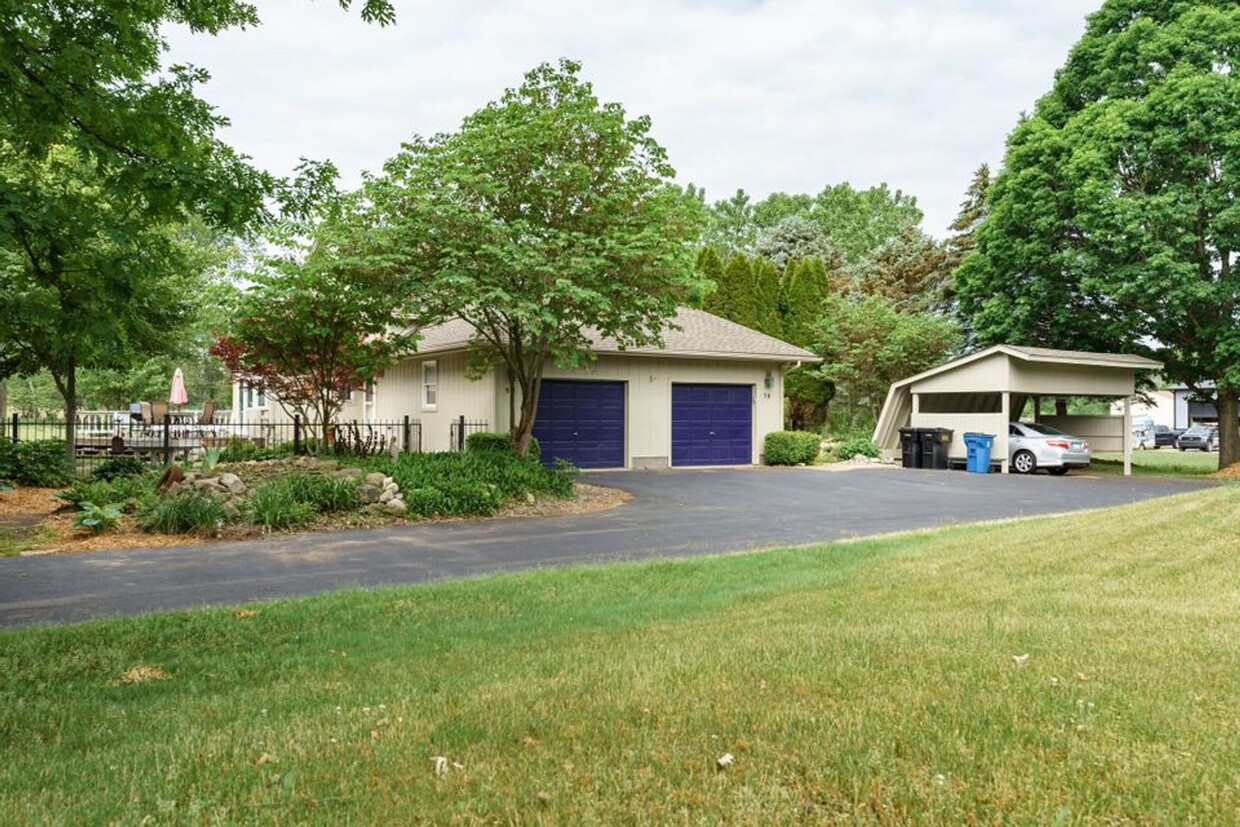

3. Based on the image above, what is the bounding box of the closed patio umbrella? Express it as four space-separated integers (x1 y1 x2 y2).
169 368 189 406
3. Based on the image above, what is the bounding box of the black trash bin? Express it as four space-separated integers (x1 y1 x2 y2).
898 427 923 469
920 428 953 470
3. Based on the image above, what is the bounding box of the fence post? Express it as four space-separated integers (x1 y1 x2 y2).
10 412 17 443
162 417 171 465
293 415 302 456
457 414 465 451
403 415 410 454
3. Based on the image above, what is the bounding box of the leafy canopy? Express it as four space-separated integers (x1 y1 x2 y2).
355 59 704 453
956 0 1240 467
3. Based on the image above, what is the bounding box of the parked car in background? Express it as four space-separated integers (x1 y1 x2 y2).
1133 425 1156 450
1176 424 1218 451
1154 425 1183 448
1009 421 1091 475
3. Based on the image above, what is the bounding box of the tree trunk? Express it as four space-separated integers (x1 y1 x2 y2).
1217 386 1239 471
64 358 77 468
0 381 6 423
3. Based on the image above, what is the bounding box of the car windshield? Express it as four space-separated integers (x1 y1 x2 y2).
1185 426 1211 436
1020 422 1068 436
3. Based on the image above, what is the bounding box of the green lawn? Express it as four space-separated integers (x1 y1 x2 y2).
3 487 1239 823
1092 449 1221 476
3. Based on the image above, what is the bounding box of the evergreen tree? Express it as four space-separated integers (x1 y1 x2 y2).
944 163 990 275
694 246 725 311
847 226 951 313
749 257 782 337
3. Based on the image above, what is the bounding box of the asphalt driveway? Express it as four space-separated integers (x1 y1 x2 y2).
0 466 1212 628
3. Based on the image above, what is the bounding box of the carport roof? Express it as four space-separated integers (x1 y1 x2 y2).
411 307 819 363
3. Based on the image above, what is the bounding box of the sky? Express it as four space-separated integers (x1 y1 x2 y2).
166 0 1102 237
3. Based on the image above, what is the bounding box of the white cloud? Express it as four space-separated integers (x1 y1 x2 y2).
166 0 1098 236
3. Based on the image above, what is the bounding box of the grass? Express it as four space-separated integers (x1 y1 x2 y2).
1091 449 1222 477
3 487 1240 823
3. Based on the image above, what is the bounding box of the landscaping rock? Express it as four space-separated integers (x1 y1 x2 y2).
379 488 394 504
182 473 198 484
364 472 387 487
194 478 225 492
384 498 407 515
336 467 365 480
317 459 339 471
222 501 241 520
359 484 381 504
218 473 247 495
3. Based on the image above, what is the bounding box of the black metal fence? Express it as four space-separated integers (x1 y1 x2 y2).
3 413 427 478
448 416 490 451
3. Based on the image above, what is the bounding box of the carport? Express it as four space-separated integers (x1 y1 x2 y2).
873 346 1163 475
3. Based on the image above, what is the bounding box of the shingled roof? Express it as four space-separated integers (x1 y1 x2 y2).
410 307 819 362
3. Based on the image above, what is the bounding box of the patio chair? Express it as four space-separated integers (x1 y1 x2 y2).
196 399 217 438
148 401 168 437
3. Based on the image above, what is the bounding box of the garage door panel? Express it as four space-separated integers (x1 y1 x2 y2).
533 380 626 469
672 383 752 466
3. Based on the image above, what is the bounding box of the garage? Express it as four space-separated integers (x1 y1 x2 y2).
671 383 753 466
533 380 626 469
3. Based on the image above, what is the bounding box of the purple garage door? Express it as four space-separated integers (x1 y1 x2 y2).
533 380 626 469
672 383 753 466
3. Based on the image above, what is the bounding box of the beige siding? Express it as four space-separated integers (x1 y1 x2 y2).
1039 415 1125 452
374 354 495 452
912 354 1009 394
497 355 788 468
1010 363 1135 397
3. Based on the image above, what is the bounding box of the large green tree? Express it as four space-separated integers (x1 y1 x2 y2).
812 295 961 429
0 145 199 457
957 0 1240 468
354 60 704 455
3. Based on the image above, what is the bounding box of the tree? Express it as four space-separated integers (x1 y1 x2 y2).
703 189 758 255
944 164 990 275
811 294 960 428
847 225 952 313
693 246 725 310
755 215 836 271
810 183 924 266
0 144 199 459
957 0 1240 467
355 60 704 456
211 224 414 438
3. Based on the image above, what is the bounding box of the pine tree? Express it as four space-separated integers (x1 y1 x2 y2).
944 164 990 277
695 246 726 311
749 257 783 337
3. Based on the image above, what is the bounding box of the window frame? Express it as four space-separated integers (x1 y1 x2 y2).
421 360 438 411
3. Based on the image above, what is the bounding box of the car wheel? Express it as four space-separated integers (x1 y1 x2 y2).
1012 450 1037 474
1179 446 1185 452
1048 467 1069 476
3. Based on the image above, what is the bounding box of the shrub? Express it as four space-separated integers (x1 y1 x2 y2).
243 480 316 529
764 431 822 466
139 492 228 536
59 474 155 512
217 438 296 463
833 437 880 461
281 472 360 513
91 456 148 482
72 502 123 535
0 440 75 487
465 431 541 460
362 451 572 518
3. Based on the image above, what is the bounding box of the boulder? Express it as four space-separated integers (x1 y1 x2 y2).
194 478 224 492
384 498 407 515
336 467 366 479
218 473 247 494
379 489 394 504
364 472 387 487
359 484 381 503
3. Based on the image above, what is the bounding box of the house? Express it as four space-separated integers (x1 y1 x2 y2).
233 307 819 469
872 345 1163 474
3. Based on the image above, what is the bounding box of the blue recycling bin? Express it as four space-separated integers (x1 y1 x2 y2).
963 432 995 474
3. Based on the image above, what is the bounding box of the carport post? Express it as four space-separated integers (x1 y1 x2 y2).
1000 391 1011 473
1123 397 1132 477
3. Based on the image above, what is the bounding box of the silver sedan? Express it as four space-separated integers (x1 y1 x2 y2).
1009 421 1091 475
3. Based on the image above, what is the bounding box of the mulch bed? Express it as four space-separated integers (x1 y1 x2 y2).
0 481 629 556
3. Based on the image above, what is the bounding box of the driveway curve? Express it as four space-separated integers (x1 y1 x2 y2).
0 466 1211 628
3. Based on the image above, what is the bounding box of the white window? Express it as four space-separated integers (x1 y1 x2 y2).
422 361 438 410
257 388 266 407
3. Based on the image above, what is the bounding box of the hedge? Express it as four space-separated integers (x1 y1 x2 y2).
763 431 822 466
465 431 542 460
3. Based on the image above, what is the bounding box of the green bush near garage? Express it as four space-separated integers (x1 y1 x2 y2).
763 431 822 466
465 431 542 460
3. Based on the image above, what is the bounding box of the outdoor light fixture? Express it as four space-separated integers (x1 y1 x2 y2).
764 371 774 390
